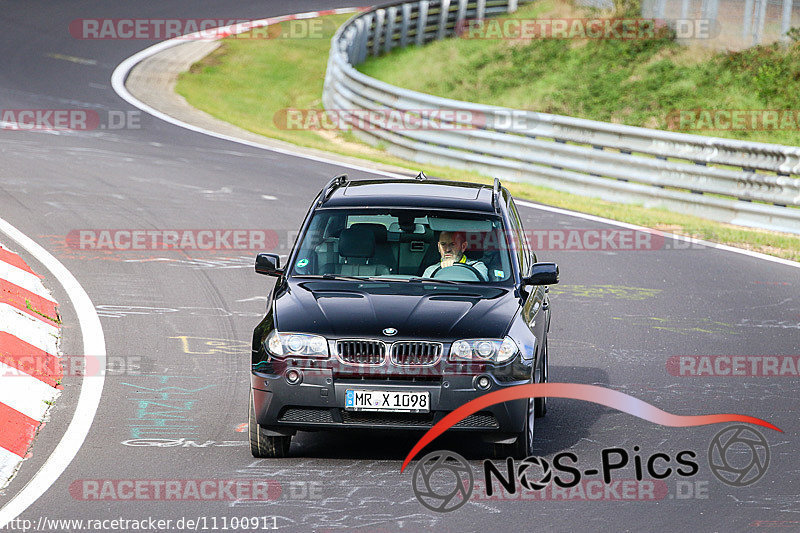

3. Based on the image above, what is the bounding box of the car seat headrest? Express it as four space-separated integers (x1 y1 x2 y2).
339 227 375 258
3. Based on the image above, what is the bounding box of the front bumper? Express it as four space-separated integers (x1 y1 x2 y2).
251 366 529 434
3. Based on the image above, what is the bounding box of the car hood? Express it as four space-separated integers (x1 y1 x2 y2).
274 280 519 341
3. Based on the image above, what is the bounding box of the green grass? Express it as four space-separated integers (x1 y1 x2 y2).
176 12 800 262
176 14 354 149
358 0 800 145
26 298 61 324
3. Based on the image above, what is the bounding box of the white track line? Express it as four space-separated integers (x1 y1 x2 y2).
110 8 404 180
109 11 800 271
0 304 59 355
0 218 106 529
0 262 54 302
0 362 59 422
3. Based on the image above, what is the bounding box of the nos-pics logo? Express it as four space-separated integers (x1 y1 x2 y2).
412 450 474 512
411 425 770 512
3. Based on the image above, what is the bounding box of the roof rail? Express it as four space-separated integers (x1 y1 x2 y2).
317 174 348 207
415 171 428 181
491 178 501 209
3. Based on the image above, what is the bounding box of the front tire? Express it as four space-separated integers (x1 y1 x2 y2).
491 396 535 459
249 389 291 458
534 338 548 418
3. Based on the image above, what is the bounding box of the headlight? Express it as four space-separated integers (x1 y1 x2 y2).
265 331 329 358
449 336 519 363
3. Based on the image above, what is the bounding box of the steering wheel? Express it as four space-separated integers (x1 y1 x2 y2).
431 262 486 281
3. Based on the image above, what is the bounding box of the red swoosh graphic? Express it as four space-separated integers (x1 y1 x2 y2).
401 383 781 472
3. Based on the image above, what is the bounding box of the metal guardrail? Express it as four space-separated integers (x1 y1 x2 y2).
643 0 800 49
323 0 800 234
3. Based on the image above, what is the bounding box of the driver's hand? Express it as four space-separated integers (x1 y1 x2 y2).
440 258 456 268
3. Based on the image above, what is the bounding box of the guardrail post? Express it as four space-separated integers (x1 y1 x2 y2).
355 16 369 65
400 3 413 47
680 0 690 19
742 0 754 39
372 9 386 56
456 0 468 36
654 0 667 18
437 0 452 40
343 27 356 63
752 0 767 45
701 0 718 25
416 1 430 45
508 0 519 13
385 6 399 53
476 0 486 21
781 0 793 42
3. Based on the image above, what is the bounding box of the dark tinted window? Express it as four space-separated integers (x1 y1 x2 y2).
290 208 514 283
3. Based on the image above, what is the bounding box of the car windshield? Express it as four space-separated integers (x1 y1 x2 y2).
289 209 515 283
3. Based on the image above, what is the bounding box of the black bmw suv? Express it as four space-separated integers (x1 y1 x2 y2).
250 174 558 458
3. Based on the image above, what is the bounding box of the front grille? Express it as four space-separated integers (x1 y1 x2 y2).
453 412 499 429
278 407 334 423
278 408 498 428
341 411 434 426
390 342 442 366
337 340 386 365
335 373 442 382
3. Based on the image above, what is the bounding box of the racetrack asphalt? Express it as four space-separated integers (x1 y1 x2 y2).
1 1 799 531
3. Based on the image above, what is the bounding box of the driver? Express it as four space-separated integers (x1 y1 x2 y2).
423 231 488 280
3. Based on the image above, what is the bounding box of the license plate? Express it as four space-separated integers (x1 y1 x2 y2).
345 389 429 413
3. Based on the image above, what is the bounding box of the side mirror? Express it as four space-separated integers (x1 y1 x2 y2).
255 253 282 276
524 262 558 285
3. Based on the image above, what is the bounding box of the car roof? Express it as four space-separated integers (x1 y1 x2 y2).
320 179 499 212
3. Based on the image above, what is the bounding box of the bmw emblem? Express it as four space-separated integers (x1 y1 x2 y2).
383 327 398 336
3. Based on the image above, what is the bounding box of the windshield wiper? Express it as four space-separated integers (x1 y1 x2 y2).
295 274 371 282
321 274 372 282
407 277 460 285
298 274 463 285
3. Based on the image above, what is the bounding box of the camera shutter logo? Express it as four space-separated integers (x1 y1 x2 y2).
411 450 473 512
517 456 552 491
708 425 770 487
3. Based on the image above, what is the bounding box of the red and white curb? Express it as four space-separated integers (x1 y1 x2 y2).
0 242 62 489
